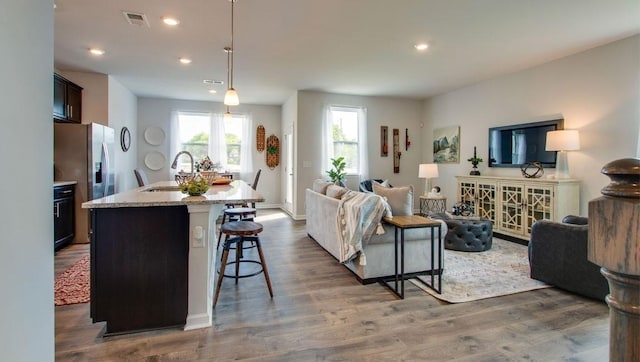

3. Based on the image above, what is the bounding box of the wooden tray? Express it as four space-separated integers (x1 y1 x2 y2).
211 178 232 185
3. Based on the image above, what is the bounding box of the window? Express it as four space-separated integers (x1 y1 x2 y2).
324 105 368 177
174 111 251 173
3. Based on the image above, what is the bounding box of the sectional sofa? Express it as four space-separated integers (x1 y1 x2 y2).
305 180 447 284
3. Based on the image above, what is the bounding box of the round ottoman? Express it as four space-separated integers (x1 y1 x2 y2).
431 213 493 252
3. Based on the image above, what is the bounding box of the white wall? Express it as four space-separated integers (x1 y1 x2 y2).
137 98 282 206
423 34 640 215
0 0 54 360
295 91 424 216
108 76 139 192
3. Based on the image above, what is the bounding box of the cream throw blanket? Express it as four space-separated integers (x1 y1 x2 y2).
336 190 391 265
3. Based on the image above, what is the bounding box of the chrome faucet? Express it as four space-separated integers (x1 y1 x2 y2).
171 151 194 176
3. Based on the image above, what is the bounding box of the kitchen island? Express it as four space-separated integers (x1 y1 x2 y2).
82 180 264 335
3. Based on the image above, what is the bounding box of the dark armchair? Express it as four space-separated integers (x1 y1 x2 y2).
528 215 609 302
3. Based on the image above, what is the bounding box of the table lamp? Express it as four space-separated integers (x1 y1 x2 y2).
545 130 580 179
418 163 439 196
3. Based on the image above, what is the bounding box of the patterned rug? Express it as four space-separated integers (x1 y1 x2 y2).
410 238 550 303
54 255 90 306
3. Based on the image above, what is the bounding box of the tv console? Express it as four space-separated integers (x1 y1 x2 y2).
456 175 580 242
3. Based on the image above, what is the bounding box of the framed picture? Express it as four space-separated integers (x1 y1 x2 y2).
433 126 460 163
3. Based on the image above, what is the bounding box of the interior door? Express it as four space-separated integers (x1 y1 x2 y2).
284 128 294 214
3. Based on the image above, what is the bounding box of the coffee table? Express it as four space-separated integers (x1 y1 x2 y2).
382 215 443 299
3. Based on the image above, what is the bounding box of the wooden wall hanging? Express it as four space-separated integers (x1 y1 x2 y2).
256 125 265 152
380 126 388 157
405 128 410 151
393 128 401 173
266 134 280 169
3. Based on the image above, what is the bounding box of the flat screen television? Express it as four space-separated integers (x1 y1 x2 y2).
488 119 564 168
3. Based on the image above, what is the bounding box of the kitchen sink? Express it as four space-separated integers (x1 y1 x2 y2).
141 185 181 192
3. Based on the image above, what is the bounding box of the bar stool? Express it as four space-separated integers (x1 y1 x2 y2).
213 220 273 308
217 207 257 248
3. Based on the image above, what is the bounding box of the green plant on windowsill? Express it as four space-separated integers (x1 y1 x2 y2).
326 156 346 185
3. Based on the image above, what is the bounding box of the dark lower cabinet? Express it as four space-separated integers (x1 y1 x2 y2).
90 206 189 335
54 184 75 251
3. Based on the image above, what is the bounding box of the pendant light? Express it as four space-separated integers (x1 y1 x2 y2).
224 0 239 106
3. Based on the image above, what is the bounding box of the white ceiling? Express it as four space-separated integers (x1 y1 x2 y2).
54 0 640 106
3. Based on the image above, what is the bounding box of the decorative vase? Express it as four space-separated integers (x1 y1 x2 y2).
470 162 480 176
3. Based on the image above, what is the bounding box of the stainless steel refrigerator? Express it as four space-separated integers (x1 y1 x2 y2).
54 123 115 243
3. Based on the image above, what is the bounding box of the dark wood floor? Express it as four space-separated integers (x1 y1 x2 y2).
55 209 609 361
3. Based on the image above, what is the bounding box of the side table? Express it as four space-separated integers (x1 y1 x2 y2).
381 215 443 299
420 195 447 216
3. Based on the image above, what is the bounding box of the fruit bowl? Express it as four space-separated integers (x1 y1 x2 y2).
175 174 209 196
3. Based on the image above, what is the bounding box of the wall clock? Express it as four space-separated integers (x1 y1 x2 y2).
120 127 131 152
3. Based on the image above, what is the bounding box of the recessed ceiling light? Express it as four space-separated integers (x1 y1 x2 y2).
88 48 105 56
414 43 429 51
162 17 180 26
179 57 192 64
208 89 217 94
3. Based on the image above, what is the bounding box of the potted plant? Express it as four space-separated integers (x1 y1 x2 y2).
468 147 483 176
327 157 346 186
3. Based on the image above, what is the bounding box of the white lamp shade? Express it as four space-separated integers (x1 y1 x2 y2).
224 88 239 106
419 163 439 178
545 130 580 151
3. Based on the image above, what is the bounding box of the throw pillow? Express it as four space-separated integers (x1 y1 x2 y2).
373 183 414 216
312 179 334 195
326 184 348 199
372 179 390 188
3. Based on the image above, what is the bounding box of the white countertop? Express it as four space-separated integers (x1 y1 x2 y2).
54 181 78 187
82 180 264 208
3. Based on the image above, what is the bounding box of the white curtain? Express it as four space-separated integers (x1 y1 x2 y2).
322 104 368 183
239 113 254 179
211 113 227 167
169 110 181 178
321 104 333 179
356 107 369 181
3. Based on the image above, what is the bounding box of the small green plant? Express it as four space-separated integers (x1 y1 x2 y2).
326 157 346 184
467 156 483 164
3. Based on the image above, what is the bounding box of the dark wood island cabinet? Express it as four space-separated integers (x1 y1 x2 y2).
90 206 190 335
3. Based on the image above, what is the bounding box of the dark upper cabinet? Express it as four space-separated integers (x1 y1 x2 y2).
53 74 82 123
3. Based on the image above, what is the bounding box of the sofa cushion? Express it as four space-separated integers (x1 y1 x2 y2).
312 179 334 194
373 183 414 216
326 184 348 199
372 179 390 188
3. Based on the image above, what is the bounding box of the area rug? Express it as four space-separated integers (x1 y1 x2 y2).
54 255 90 306
410 238 550 303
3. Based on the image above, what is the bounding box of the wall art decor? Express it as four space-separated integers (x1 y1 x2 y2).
266 134 280 169
120 127 131 152
256 125 265 152
393 128 401 173
433 125 460 164
380 126 388 157
405 128 410 151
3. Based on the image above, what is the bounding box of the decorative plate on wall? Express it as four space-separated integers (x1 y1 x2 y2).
256 125 265 152
144 126 165 146
266 134 280 169
144 151 166 170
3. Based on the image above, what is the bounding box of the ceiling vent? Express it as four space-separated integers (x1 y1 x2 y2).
203 80 225 85
122 11 150 27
